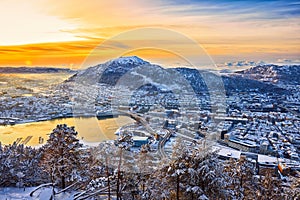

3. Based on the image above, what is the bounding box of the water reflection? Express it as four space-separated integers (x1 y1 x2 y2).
0 116 134 146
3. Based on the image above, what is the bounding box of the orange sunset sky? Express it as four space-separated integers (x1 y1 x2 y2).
0 0 299 68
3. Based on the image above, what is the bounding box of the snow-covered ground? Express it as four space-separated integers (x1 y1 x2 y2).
0 187 33 200
0 187 75 200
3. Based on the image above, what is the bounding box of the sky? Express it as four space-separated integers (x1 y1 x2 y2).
0 0 299 68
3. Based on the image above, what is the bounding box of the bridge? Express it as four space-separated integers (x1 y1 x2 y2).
117 110 155 136
117 110 176 158
117 110 200 159
278 104 300 117
157 129 172 159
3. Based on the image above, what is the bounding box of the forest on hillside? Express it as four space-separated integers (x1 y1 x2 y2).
0 124 299 200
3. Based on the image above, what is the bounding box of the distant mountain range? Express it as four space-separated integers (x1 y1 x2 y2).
236 64 300 85
0 67 75 74
67 56 296 95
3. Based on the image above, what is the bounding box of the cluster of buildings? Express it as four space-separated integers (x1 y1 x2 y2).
115 87 300 173
0 93 73 125
212 90 300 162
0 82 115 124
0 74 299 170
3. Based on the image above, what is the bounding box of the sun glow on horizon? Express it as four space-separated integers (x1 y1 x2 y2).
0 0 299 67
0 0 83 46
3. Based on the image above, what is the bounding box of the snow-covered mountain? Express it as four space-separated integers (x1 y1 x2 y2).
222 60 265 68
99 56 152 86
105 56 149 66
236 64 300 85
67 56 288 95
0 67 74 74
67 56 150 85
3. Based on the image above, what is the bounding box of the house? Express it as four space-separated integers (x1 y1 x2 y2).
132 136 149 147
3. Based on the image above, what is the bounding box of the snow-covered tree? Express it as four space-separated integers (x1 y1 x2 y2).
224 157 257 199
88 141 119 200
0 142 45 187
255 170 287 200
145 139 229 199
114 130 134 200
84 132 135 199
286 174 300 199
136 144 156 194
223 157 294 200
40 124 83 189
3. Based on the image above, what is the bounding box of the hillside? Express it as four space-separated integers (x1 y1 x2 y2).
0 67 75 74
236 64 300 85
67 56 289 95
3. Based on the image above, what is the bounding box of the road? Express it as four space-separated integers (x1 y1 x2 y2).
278 104 300 117
157 129 173 159
118 110 155 136
118 110 175 158
118 110 195 159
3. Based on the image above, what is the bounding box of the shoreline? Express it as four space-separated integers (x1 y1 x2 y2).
0 114 135 147
0 111 125 126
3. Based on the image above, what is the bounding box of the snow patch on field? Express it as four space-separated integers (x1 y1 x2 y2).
0 187 75 200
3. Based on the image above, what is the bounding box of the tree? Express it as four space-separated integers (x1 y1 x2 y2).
223 157 294 200
256 170 287 200
136 144 156 196
93 141 119 200
0 142 45 187
287 174 300 199
224 157 257 199
114 130 134 200
40 124 83 189
145 139 230 199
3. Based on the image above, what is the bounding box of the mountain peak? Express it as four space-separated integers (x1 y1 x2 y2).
236 64 300 85
106 56 149 66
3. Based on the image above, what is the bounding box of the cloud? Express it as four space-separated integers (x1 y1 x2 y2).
275 58 300 64
159 0 300 20
0 40 101 67
219 60 266 69
1 0 299 67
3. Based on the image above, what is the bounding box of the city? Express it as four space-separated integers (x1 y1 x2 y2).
1 0 300 198
1 57 299 176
